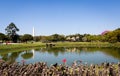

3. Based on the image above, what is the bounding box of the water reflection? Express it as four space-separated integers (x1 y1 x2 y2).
0 47 120 65
0 52 21 63
21 50 33 59
32 49 35 59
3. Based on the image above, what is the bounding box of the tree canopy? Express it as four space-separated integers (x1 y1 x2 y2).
26 28 120 43
2 23 120 43
5 22 19 43
20 34 33 43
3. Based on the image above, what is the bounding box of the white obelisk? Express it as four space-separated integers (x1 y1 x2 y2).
33 27 35 37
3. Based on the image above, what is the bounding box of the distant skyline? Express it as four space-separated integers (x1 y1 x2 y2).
0 0 120 36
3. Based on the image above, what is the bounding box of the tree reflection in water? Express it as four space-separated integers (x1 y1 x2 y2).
21 50 33 59
0 52 21 63
0 47 120 64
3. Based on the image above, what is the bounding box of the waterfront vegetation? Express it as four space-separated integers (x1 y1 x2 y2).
0 59 120 76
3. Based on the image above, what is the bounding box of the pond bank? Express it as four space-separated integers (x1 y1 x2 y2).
0 59 120 76
0 42 120 51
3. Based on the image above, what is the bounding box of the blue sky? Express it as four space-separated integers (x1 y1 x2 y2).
0 0 120 36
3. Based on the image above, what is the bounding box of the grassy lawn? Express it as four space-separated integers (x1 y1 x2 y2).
0 42 45 51
55 42 120 48
0 42 120 51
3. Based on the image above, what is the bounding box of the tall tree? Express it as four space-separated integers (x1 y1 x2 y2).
5 22 19 43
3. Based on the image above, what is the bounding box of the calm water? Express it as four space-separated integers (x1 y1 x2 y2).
0 47 120 66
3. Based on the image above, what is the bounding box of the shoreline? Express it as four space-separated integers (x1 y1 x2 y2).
0 42 120 51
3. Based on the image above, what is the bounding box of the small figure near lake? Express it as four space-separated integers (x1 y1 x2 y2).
46 43 56 48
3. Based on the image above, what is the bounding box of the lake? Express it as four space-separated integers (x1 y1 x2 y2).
0 47 120 66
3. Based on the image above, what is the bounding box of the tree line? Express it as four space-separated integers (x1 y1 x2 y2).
0 22 120 43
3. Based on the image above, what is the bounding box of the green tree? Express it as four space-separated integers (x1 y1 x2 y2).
82 34 90 42
82 37 87 42
34 36 41 42
114 28 120 42
106 31 117 43
21 34 33 43
51 34 59 41
5 22 19 43
75 34 83 42
51 34 65 42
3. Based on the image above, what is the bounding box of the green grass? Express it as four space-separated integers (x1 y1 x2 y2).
55 42 120 48
0 42 46 51
0 42 120 51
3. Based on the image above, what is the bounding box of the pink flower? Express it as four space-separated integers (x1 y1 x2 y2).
101 30 109 35
21 60 25 63
62 58 67 63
